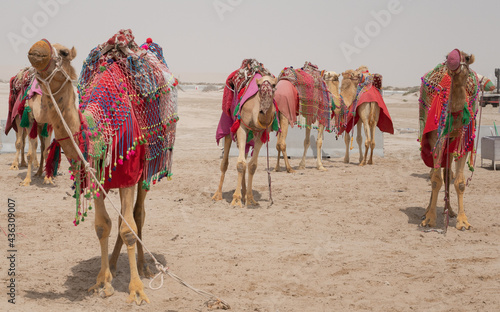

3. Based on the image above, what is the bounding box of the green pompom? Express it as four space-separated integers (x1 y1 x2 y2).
20 106 31 128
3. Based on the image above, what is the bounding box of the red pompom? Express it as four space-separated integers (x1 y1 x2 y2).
146 38 153 44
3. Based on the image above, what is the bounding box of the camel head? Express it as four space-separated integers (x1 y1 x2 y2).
446 49 474 85
323 71 340 82
256 76 277 114
341 69 360 90
28 40 77 81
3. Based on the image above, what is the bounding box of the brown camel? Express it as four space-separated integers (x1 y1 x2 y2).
419 50 478 230
338 69 363 164
323 71 340 122
7 68 54 185
339 67 392 165
28 33 176 304
274 64 332 173
213 74 277 207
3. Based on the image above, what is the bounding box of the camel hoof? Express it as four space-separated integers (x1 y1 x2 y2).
89 282 114 298
343 159 349 164
43 177 55 185
274 166 281 172
126 280 150 305
246 197 259 207
212 192 223 201
286 168 296 173
317 166 327 171
231 197 243 208
20 180 31 187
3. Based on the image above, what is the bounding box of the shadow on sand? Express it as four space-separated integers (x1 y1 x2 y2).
24 252 167 302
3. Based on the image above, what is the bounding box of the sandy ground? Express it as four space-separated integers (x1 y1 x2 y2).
1 86 500 312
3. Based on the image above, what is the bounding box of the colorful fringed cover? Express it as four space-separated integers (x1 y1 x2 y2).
419 63 479 169
342 73 394 135
278 62 332 132
73 29 178 225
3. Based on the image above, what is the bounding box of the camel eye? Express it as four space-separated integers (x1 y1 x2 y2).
60 50 69 57
465 56 470 62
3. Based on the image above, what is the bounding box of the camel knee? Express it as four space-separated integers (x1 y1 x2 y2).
455 179 466 192
248 162 257 175
237 161 246 173
95 224 111 240
276 142 286 153
121 230 137 247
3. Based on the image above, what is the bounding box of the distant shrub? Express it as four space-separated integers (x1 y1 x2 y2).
202 85 219 92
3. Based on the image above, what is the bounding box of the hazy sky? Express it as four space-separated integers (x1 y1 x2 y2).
1 0 499 87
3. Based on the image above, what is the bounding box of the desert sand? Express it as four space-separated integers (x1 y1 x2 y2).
0 85 499 312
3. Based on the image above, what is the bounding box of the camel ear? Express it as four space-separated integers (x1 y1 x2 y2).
256 77 263 86
468 54 475 65
70 47 77 60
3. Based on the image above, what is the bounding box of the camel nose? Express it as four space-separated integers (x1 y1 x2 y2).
28 40 52 71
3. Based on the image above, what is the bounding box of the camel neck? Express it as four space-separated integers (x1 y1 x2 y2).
340 80 357 106
449 75 467 112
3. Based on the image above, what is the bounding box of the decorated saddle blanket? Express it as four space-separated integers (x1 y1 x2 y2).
222 59 273 117
343 73 394 134
216 73 262 154
278 62 332 131
419 63 479 168
5 67 43 135
274 79 299 127
72 29 178 225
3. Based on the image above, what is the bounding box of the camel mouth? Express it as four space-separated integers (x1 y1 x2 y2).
28 40 52 71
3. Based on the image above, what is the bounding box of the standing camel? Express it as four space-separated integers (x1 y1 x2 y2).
213 59 277 207
27 29 177 304
5 68 53 185
339 67 393 165
419 49 478 230
274 62 332 172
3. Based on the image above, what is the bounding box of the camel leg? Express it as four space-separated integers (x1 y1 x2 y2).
89 195 115 298
40 133 55 185
298 127 311 170
442 167 456 218
20 127 27 168
231 127 247 207
212 135 232 201
246 138 264 206
134 181 153 277
357 121 365 166
110 180 152 278
343 132 350 164
275 115 294 173
10 119 24 170
119 185 150 305
20 136 37 186
316 124 326 171
421 168 442 227
454 156 471 230
367 103 380 165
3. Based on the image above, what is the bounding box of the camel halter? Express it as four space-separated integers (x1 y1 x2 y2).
35 46 230 309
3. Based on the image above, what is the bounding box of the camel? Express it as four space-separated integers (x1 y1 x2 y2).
6 69 54 186
323 70 341 126
27 30 177 304
338 66 393 165
274 63 332 173
419 49 478 230
213 60 277 207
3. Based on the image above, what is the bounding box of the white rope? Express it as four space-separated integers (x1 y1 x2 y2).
37 64 230 309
